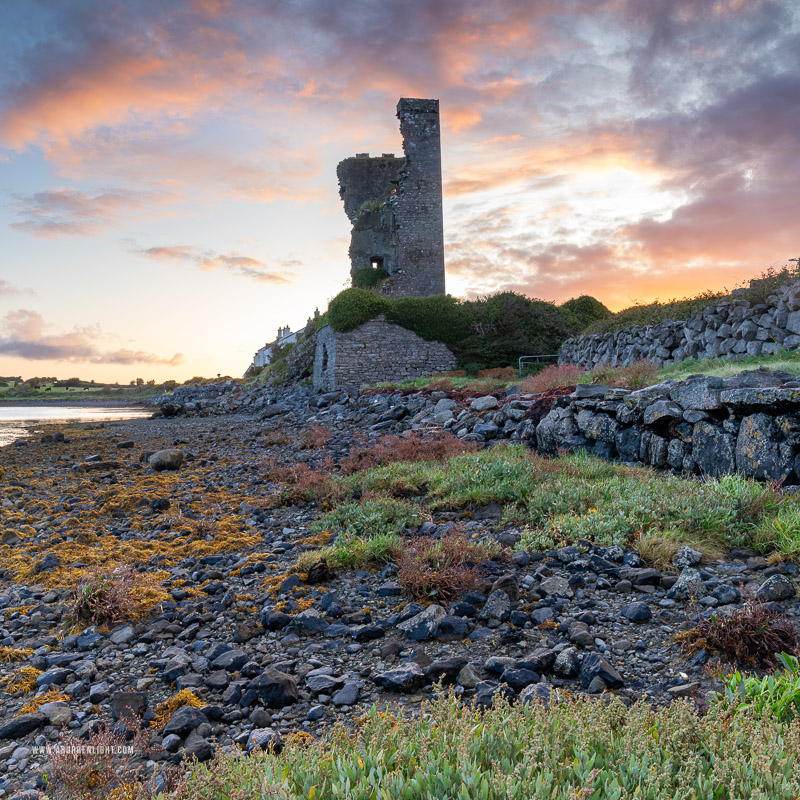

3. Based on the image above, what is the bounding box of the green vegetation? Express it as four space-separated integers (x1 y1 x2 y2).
278 444 800 567
326 288 610 372
585 262 800 335
717 653 800 721
169 690 800 799
352 265 389 289
658 349 800 383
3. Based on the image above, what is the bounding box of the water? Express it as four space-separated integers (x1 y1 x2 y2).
0 405 151 447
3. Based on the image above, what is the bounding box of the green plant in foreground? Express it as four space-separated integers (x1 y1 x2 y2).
717 652 800 721
169 690 800 799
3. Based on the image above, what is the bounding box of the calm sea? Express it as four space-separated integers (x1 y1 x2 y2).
0 406 151 448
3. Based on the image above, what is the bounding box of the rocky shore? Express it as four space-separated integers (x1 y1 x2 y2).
0 391 798 795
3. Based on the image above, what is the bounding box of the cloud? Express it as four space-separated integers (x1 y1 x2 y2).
0 309 182 365
11 187 164 237
134 243 298 283
0 280 34 297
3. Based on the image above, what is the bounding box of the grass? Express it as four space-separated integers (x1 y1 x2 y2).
658 349 800 383
285 444 800 567
716 652 800 721
166 689 800 799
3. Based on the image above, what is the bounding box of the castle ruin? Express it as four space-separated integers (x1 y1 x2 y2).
337 98 445 298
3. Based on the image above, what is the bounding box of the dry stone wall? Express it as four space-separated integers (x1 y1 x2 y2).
535 369 800 483
559 281 800 369
313 315 456 390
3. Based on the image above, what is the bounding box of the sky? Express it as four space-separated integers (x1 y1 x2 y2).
1 0 798 382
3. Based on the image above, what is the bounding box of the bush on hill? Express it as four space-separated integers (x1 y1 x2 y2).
559 294 611 333
327 288 585 372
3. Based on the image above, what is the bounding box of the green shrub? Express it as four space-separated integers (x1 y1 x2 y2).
386 294 472 346
559 295 611 333
352 266 389 290
328 288 391 332
309 497 422 538
716 652 800 720
325 289 601 371
172 690 800 799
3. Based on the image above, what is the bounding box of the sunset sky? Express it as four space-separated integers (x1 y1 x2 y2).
1 0 798 382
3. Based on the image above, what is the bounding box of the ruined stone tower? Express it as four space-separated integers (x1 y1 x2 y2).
336 98 445 298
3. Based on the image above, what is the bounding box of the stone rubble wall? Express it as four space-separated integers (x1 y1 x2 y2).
313 315 456 390
534 370 800 483
559 281 800 369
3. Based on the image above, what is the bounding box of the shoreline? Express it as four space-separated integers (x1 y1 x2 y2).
0 397 150 407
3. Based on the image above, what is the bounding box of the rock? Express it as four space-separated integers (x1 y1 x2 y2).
757 574 796 602
692 422 735 477
374 663 425 692
425 657 468 685
538 576 573 598
183 738 214 762
471 396 499 412
479 590 511 622
553 647 580 678
736 414 793 482
148 449 184 471
643 400 684 426
242 669 300 709
516 648 556 673
667 568 705 600
621 602 651 622
332 683 360 706
396 604 446 640
520 683 551 705
211 649 249 672
247 728 283 753
111 691 148 722
261 403 290 418
669 379 722 411
673 546 703 570
499 668 539 692
306 674 343 694
711 584 742 605
109 624 135 646
292 608 329 633
38 702 71 726
456 663 481 689
580 654 624 690
0 714 45 740
163 706 209 738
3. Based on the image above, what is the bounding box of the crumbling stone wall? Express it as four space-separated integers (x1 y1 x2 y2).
560 281 800 369
313 315 456 390
336 98 445 298
535 369 800 483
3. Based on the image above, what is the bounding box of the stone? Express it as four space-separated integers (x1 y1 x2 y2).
471 396 499 412
374 663 425 692
667 568 705 600
620 602 652 622
242 669 300 709
183 738 214 762
0 713 45 740
673 546 703 570
499 668 540 692
247 728 283 753
580 654 624 689
520 683 551 705
736 413 792 482
479 590 512 621
396 604 446 640
38 702 72 726
332 683 360 706
553 647 580 678
538 576 573 598
692 422 735 477
261 403 290 418
757 574 796 602
210 649 249 672
456 663 481 689
111 691 147 722
148 449 184 471
163 706 209 738
643 400 684 426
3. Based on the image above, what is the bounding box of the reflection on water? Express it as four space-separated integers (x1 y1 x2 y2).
0 406 150 447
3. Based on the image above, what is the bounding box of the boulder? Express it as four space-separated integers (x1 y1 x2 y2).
148 449 184 471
